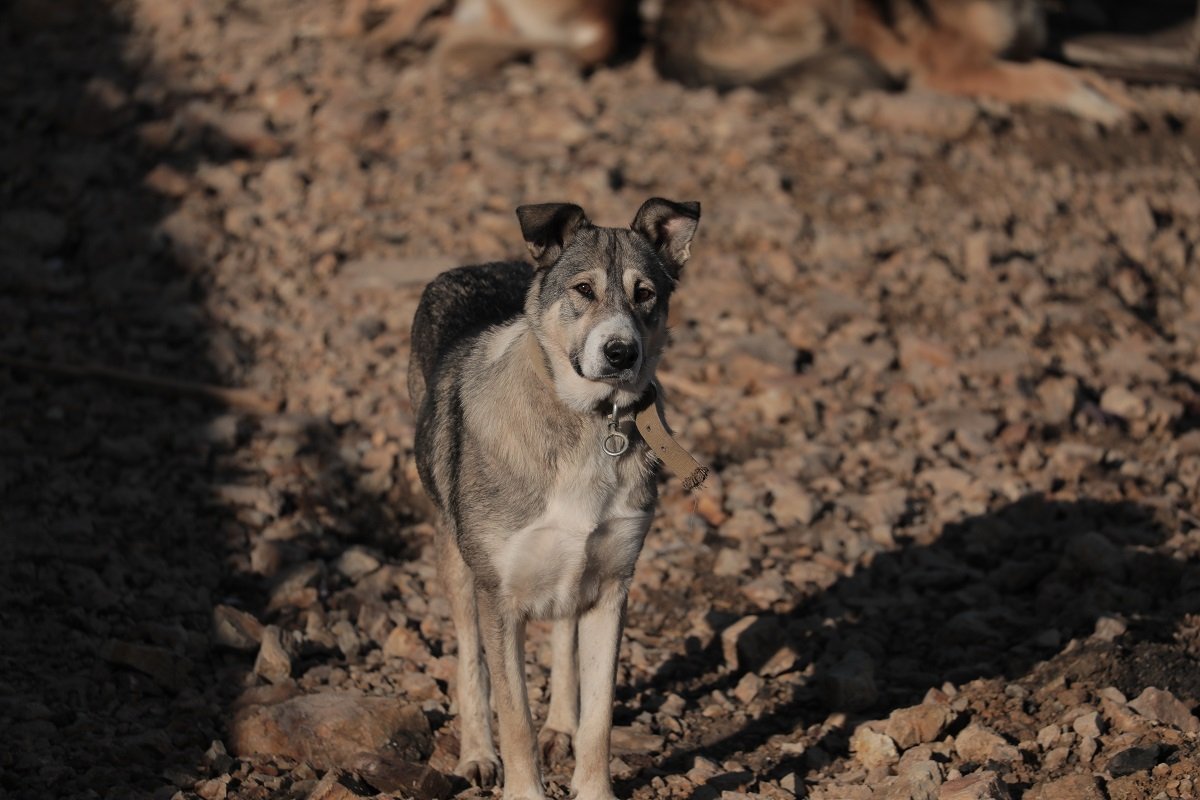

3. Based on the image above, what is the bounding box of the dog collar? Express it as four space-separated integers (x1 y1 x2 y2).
601 382 709 492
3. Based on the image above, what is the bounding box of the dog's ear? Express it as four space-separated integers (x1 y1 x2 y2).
515 203 589 268
632 198 701 277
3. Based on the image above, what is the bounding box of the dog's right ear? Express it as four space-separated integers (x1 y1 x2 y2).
515 203 589 268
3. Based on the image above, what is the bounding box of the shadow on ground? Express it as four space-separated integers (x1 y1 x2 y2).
618 495 1200 797
0 3 401 797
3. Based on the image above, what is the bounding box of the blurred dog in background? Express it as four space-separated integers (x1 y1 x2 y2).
422 0 1132 122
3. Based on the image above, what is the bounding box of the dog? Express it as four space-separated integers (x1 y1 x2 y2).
408 198 700 800
654 0 1133 123
435 0 635 74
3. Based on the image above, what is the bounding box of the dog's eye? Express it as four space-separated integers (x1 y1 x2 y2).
634 286 655 304
574 282 595 300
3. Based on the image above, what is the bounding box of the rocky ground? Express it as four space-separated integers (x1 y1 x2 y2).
3 1 1200 799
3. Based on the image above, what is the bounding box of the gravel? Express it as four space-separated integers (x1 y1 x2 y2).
2 1 1200 799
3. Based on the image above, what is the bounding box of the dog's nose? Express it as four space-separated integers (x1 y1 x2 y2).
603 339 639 370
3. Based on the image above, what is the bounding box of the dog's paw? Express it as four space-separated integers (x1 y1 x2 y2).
538 726 573 766
455 754 501 788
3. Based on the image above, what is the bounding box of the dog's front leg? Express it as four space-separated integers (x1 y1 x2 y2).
478 593 545 800
539 617 579 765
570 584 627 800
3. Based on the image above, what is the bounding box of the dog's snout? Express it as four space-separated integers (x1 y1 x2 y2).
603 339 639 370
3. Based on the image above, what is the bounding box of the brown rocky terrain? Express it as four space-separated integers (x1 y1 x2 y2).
2 1 1200 799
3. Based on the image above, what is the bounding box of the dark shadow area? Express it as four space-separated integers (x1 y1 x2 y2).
0 2 239 797
0 4 415 794
617 495 1200 796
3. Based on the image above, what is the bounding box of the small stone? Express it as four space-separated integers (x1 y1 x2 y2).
1024 774 1105 800
307 770 374 800
383 626 429 663
1073 711 1104 739
1104 744 1162 776
1099 385 1145 420
850 725 899 768
740 569 788 607
882 703 958 750
212 605 265 651
350 753 452 800
713 547 752 577
1091 615 1127 642
1128 687 1200 732
769 483 818 527
732 672 763 704
954 724 1018 764
938 770 1008 799
336 546 382 582
721 615 792 675
610 726 664 755
1036 724 1059 750
254 625 293 685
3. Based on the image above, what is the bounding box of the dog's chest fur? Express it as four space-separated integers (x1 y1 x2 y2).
494 443 652 619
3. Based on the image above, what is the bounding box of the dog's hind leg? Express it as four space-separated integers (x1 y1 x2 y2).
539 617 578 766
478 593 546 800
570 585 626 800
439 534 501 788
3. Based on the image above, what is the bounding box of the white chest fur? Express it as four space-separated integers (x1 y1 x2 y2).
494 451 651 620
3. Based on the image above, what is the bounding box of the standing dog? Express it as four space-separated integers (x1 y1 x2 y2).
408 198 700 800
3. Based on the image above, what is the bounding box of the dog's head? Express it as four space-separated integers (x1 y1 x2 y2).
517 197 700 412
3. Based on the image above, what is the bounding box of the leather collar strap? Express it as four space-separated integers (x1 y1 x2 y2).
634 382 708 492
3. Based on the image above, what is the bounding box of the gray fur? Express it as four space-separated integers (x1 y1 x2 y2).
408 198 700 800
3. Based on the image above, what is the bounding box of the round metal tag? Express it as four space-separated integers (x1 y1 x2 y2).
603 430 629 457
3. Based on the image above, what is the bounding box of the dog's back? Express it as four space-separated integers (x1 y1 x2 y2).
407 261 533 416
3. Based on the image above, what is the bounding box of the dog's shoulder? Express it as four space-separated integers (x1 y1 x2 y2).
409 261 534 409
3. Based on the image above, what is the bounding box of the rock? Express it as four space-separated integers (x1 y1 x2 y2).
954 724 1019 764
335 546 382 582
823 649 878 712
383 626 429 663
740 569 788 607
713 547 752 577
732 672 763 704
882 703 958 750
306 770 375 800
229 692 432 769
1128 687 1200 732
1103 744 1162 776
1091 615 1127 642
212 604 265 651
254 625 293 685
1024 774 1105 800
769 482 817 527
351 753 452 800
610 726 664 755
721 615 793 675
885 759 942 800
850 725 899 768
938 771 1008 799
1099 385 1145 420
1072 711 1103 739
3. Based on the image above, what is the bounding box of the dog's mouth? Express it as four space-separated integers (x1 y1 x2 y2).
570 354 640 387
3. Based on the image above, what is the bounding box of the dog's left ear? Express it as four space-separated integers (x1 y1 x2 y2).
632 197 701 277
516 202 589 268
